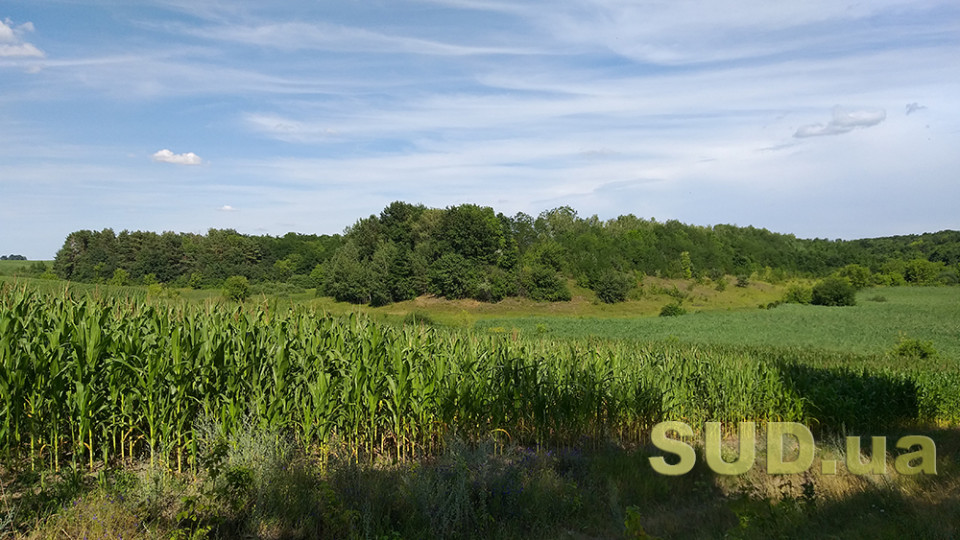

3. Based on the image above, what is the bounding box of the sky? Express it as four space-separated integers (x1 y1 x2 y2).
1 1 958 259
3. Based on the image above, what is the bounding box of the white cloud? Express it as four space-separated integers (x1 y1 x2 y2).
794 107 887 138
152 148 203 165
183 21 542 56
0 18 44 58
219 205 235 211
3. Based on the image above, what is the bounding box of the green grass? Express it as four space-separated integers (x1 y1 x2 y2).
0 260 51 276
3 279 960 539
474 287 960 361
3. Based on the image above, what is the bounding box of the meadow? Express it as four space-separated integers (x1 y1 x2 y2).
474 287 960 364
1 277 958 538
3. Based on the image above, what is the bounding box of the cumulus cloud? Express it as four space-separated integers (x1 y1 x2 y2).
794 106 886 138
0 18 44 58
905 102 926 115
152 148 203 165
219 205 235 211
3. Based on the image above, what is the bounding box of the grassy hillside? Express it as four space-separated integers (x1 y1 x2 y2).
474 287 960 362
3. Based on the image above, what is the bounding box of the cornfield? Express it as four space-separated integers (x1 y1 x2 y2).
0 283 954 473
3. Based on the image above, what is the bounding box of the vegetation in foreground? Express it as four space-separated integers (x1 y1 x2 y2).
5 426 959 539
1 281 959 537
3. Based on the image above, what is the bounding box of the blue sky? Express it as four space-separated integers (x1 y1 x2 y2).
2 0 958 259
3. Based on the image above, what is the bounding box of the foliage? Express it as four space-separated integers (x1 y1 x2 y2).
810 277 856 306
222 275 250 302
782 284 813 305
592 269 634 303
659 302 686 317
50 203 960 308
107 268 130 287
521 265 572 302
428 253 479 300
893 336 937 359
904 258 944 284
836 264 872 290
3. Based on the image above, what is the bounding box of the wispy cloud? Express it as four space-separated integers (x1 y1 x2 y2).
183 21 544 56
905 102 927 115
152 149 204 165
794 107 887 138
0 18 44 58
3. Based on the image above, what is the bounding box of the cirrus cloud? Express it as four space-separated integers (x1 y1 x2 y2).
151 148 203 165
794 106 887 138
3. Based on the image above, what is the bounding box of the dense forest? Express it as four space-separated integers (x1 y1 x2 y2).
53 201 960 304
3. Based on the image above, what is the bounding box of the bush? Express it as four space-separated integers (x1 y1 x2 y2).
591 269 633 304
108 268 130 287
429 253 479 300
810 277 856 307
223 275 251 302
521 265 571 302
659 302 686 317
836 264 872 290
782 284 812 305
735 275 750 288
893 337 937 359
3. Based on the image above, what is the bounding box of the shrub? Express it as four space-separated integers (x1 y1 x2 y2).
782 284 812 305
108 268 130 287
592 269 633 304
521 265 571 302
893 337 937 359
429 253 479 300
659 302 686 317
810 277 856 307
714 277 727 291
836 264 872 290
735 275 750 288
223 275 251 302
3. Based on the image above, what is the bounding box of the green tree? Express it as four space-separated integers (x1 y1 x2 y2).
439 204 505 264
323 241 369 303
680 251 693 280
108 268 130 286
837 264 872 290
904 258 943 284
429 253 479 299
521 264 571 302
811 277 856 306
592 269 633 303
223 275 250 302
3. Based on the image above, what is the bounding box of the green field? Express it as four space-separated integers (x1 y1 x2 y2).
0 260 48 276
474 287 960 362
2 278 959 538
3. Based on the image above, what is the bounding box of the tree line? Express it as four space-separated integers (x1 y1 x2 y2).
53 202 960 304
